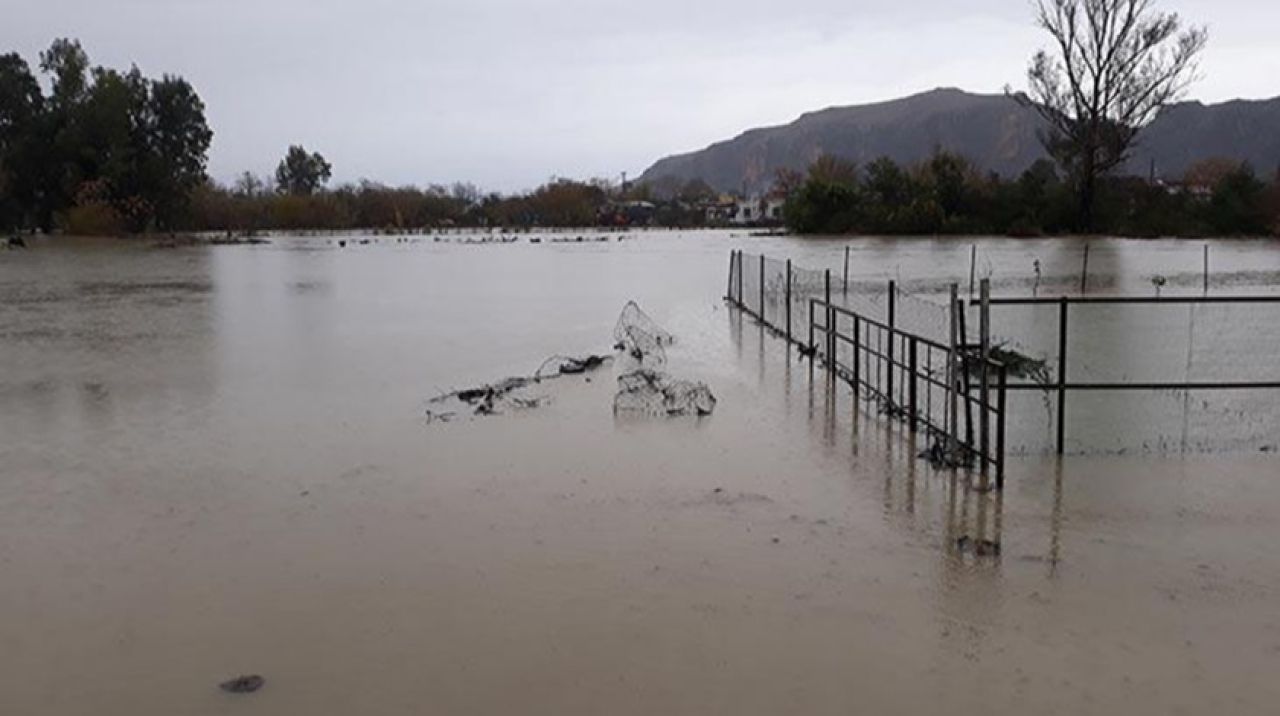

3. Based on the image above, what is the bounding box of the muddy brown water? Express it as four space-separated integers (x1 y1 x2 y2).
2 231 1279 714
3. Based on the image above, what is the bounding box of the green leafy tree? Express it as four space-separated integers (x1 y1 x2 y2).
0 53 44 229
276 145 332 196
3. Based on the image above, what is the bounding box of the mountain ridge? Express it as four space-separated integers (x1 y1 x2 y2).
639 88 1280 194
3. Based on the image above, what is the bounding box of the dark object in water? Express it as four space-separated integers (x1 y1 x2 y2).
555 355 607 375
614 301 674 365
431 354 610 418
614 369 716 417
219 675 265 694
7 235 26 249
919 440 975 469
956 535 1001 557
961 344 1051 386
536 354 611 378
338 240 347 248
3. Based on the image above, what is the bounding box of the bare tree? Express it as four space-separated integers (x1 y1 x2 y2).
1016 0 1207 229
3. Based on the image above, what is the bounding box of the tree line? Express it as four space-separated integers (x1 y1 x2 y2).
4 1 1278 238
0 39 212 234
782 152 1280 237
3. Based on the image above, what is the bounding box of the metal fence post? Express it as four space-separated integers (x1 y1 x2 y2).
758 253 766 321
979 279 991 473
736 251 744 306
852 316 861 395
843 246 850 297
726 250 735 301
908 337 918 430
997 364 1007 490
948 284 960 454
825 270 834 375
785 259 792 343
1057 296 1069 455
887 280 896 409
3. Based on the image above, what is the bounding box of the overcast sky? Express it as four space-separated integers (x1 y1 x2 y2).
4 0 1277 191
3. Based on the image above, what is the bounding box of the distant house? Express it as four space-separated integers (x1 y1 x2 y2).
730 194 786 226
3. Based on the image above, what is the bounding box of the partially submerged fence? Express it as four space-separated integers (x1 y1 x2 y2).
728 249 1280 469
988 294 1280 454
728 250 1009 487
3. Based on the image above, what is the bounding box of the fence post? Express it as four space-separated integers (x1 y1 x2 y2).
843 246 850 296
825 270 834 375
785 259 793 344
948 284 960 455
807 300 815 356
958 298 974 451
887 280 896 409
969 244 977 299
979 279 991 474
997 364 1007 490
726 250 735 301
908 337 918 430
1203 243 1210 295
852 315 861 395
1080 243 1090 295
758 253 766 322
1057 296 1069 455
736 251 744 306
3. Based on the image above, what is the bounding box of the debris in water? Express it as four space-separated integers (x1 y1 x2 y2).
429 354 610 419
956 535 1001 557
614 301 673 365
614 369 716 417
610 303 716 419
424 409 456 424
219 675 265 694
961 343 1052 386
535 354 610 378
919 440 975 470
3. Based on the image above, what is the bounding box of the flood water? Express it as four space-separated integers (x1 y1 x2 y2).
2 231 1279 714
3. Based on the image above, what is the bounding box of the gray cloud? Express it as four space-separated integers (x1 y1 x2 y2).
5 0 1275 191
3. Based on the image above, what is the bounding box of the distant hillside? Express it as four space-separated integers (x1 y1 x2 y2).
639 88 1280 194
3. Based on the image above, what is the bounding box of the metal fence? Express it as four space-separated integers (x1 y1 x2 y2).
988 294 1280 454
729 250 1009 487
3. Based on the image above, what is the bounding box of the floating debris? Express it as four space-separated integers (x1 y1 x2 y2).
919 440 975 470
219 675 265 694
614 301 674 365
614 369 716 417
956 535 1001 557
961 343 1052 386
429 354 611 419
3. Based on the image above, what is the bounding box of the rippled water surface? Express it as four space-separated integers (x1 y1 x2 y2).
2 231 1279 715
